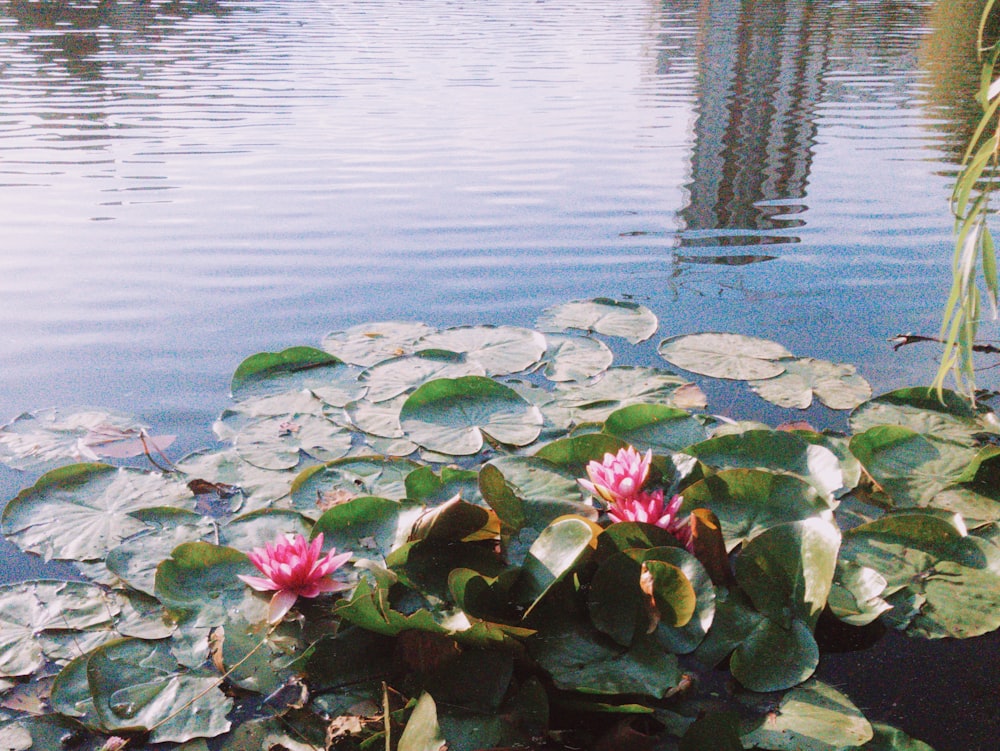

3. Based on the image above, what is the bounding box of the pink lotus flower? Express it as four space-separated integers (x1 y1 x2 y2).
609 489 692 547
239 533 353 623
579 446 652 505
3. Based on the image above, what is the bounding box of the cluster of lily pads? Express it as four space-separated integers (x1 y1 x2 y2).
0 297 998 751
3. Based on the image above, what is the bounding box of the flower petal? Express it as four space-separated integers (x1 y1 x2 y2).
238 574 279 592
268 589 299 624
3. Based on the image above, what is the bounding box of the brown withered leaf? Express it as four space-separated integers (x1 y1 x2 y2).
209 626 226 674
1 676 53 714
188 478 240 498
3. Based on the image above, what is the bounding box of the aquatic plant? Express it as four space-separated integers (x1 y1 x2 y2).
0 298 996 750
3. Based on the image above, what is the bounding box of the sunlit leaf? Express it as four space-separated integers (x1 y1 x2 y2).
234 413 353 470
291 457 419 516
603 403 707 453
399 692 447 751
176 448 295 514
749 358 872 410
1 464 195 562
416 325 546 376
322 321 436 366
658 333 792 380
537 298 658 344
154 542 256 627
400 376 543 455
540 334 614 382
361 350 485 402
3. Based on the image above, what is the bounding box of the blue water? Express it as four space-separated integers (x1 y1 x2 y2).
0 1 996 748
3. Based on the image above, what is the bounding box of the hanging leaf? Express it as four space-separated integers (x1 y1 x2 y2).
2 464 195 562
540 335 614 382
400 376 543 455
537 298 658 344
749 358 872 410
322 321 436 366
416 325 546 376
658 333 792 380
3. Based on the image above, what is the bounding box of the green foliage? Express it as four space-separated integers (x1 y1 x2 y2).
3 302 990 750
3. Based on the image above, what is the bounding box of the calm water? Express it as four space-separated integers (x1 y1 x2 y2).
0 0 997 748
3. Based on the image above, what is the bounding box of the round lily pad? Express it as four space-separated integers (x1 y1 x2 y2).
416 325 547 376
361 351 486 403
540 335 615 382
322 321 436 366
537 298 658 344
658 333 792 380
234 413 353 470
749 358 872 410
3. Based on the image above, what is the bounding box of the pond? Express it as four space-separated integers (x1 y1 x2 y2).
0 0 997 749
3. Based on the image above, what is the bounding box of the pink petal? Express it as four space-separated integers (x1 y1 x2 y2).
268 589 299 624
238 574 279 592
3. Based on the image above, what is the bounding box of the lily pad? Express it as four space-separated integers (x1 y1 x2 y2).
416 325 547 376
2 464 195 562
537 298 658 344
540 334 614 382
361 350 485 403
291 457 419 516
849 387 996 446
86 638 232 743
154 542 256 627
0 408 169 471
312 496 425 561
741 679 873 751
176 448 295 514
603 404 708 453
322 321 436 366
231 346 364 405
749 358 872 410
658 333 792 380
514 515 601 611
234 413 353 470
400 376 543 455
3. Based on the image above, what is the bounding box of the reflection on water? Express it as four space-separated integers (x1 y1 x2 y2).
0 2 998 745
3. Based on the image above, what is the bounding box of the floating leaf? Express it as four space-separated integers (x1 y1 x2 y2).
405 466 482 506
840 511 1000 638
828 560 892 627
2 464 194 562
0 581 118 678
154 542 256 627
740 679 873 751
540 335 614 382
603 404 707 453
862 723 937 751
86 638 232 743
416 325 546 376
401 376 543 455
849 387 995 446
312 496 425 561
361 351 485 402
322 321 436 366
219 508 313 552
176 448 294 514
347 393 408 438
291 457 419 516
231 346 364 406
234 413 352 470
658 333 792 380
0 408 155 471
749 358 872 410
680 470 831 552
514 515 601 611
730 617 819 692
537 298 658 344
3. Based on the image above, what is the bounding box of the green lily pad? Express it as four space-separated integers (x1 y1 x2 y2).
740 679 873 751
862 723 937 751
514 515 600 611
86 638 232 743
537 298 658 344
849 425 979 510
312 495 425 561
399 692 447 751
658 333 792 380
291 457 419 516
405 466 482 505
0 581 119 678
545 367 703 427
322 321 436 366
234 413 353 470
0 407 166 471
347 393 408 438
416 325 547 376
176 448 295 514
749 358 872 410
361 350 485 403
2 464 195 562
540 334 614 382
839 511 1000 638
603 403 708 453
849 387 996 446
231 346 364 406
680 470 832 552
686 430 844 502
154 541 256 627
400 376 543 455
828 560 892 627
730 617 819 692
218 508 313 552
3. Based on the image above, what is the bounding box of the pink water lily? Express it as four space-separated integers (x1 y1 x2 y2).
239 533 353 623
609 489 692 547
579 446 691 547
578 446 652 505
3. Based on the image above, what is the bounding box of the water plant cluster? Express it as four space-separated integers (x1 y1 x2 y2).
0 298 998 751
